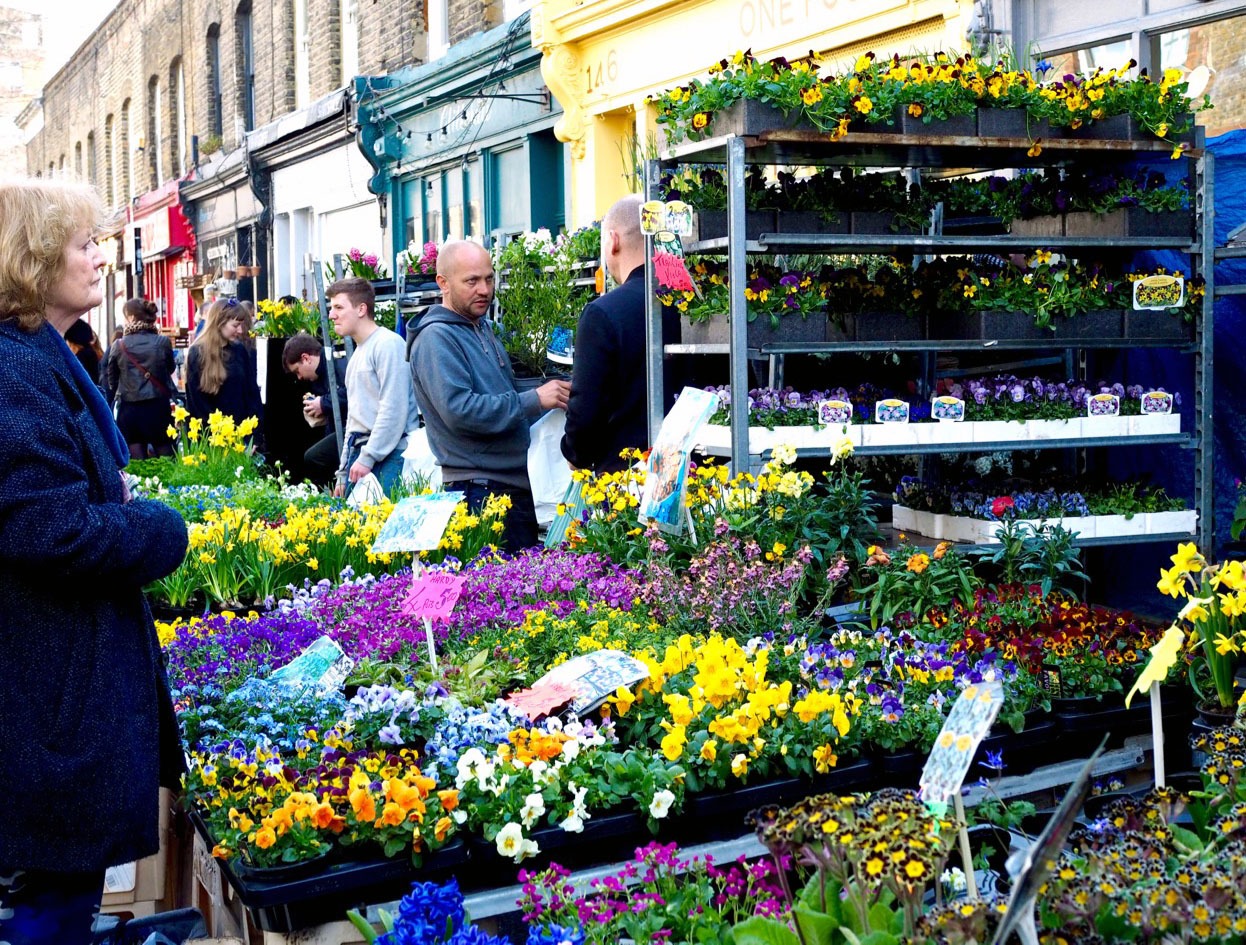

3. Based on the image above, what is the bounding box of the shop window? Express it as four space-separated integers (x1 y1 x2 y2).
491 145 527 238
75 142 82 179
402 178 424 250
1158 19 1243 139
426 175 444 243
446 167 464 240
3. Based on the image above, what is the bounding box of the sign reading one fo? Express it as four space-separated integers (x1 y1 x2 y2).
737 0 894 39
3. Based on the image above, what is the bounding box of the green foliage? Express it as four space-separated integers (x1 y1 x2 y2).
983 520 1088 598
854 542 981 628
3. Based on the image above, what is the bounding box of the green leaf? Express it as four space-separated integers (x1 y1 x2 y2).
867 901 900 933
856 933 901 945
1168 822 1205 853
731 916 802 945
346 910 380 944
794 904 837 945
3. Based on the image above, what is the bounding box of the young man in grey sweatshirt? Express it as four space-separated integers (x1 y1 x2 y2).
408 241 569 551
328 277 420 497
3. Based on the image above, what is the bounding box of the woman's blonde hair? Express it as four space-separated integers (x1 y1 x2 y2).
191 298 248 395
0 178 105 331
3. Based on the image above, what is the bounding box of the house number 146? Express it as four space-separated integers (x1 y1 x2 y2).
586 50 618 94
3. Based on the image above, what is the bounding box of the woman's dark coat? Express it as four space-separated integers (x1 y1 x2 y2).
0 320 188 872
185 340 263 425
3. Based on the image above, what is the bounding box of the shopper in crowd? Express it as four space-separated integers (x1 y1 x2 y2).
409 240 570 551
101 325 123 374
185 297 263 430
0 177 188 945
561 194 681 473
104 299 177 458
64 317 103 386
328 277 419 497
283 331 349 486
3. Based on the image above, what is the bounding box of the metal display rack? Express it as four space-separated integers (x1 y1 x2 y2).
643 124 1215 550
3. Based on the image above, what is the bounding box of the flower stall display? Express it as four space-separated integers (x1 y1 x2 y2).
331 247 388 281
654 49 1210 147
254 297 324 338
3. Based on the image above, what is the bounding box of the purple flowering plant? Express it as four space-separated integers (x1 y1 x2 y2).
517 842 786 944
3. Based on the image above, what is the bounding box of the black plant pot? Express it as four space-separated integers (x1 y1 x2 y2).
684 776 811 842
695 210 777 242
976 107 1050 140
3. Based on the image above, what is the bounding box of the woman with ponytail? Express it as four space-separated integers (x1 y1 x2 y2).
104 298 176 458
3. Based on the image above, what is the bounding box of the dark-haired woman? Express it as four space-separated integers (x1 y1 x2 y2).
104 298 176 458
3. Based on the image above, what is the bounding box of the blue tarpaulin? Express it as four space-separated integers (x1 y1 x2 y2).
1091 130 1246 613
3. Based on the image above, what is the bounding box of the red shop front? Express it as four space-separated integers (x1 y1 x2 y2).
125 179 198 333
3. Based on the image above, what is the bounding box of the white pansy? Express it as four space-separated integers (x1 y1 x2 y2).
649 789 675 819
495 822 524 859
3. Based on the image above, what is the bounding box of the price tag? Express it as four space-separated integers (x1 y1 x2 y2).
401 572 465 621
665 200 694 237
931 396 965 422
640 200 667 235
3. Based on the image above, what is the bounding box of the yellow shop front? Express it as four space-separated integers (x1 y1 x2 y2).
533 0 976 224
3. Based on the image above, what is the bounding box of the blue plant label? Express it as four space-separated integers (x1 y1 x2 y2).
875 398 910 424
1086 393 1121 418
1132 273 1184 310
931 396 965 423
819 399 853 426
1141 391 1174 415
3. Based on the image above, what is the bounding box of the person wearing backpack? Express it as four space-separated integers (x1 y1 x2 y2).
104 298 176 458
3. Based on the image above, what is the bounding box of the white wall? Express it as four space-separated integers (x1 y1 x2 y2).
271 141 382 298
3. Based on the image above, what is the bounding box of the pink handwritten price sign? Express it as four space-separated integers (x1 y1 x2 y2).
401 573 465 621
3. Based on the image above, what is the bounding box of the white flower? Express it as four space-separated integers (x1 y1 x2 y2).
561 739 580 762
649 789 675 819
563 720 584 738
455 748 487 789
518 838 540 862
770 443 797 466
559 812 585 833
495 822 524 859
452 809 468 824
520 792 546 828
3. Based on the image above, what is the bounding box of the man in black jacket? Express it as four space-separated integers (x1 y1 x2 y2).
282 332 349 486
560 194 680 473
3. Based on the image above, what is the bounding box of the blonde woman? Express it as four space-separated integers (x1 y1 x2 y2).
185 297 262 429
0 177 187 943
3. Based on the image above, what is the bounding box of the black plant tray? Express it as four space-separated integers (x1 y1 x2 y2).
190 810 470 933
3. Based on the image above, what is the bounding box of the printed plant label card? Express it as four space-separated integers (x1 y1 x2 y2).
875 398 910 424
931 396 966 422
1087 393 1121 418
640 199 667 235
1141 390 1174 415
664 200 694 236
819 399 853 426
371 492 465 553
919 681 1004 806
1133 273 1184 310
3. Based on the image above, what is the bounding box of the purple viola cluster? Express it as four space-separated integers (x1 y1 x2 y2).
165 611 325 697
947 375 1178 421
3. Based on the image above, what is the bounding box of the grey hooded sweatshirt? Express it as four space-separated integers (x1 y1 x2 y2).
408 304 542 488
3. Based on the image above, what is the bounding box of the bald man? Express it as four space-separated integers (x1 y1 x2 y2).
409 240 569 551
561 194 681 472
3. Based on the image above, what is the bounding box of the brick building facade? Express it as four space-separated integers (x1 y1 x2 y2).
26 0 426 215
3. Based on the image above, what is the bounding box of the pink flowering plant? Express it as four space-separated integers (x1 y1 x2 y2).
339 247 388 280
518 842 787 944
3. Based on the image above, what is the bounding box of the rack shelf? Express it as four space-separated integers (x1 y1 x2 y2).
643 120 1214 549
